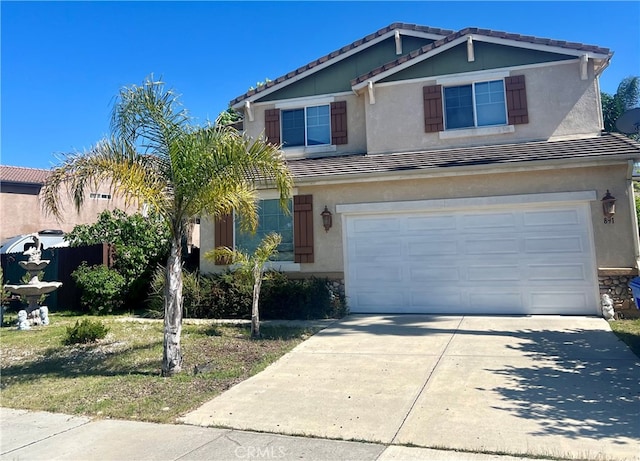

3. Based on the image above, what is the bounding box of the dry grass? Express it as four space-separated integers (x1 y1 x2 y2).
0 315 319 423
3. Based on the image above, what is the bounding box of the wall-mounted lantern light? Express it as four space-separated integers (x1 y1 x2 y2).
321 206 333 232
601 190 616 224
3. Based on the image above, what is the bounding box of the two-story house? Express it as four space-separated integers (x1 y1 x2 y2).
200 23 640 316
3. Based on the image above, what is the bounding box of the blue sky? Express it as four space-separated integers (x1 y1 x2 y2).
2 1 639 169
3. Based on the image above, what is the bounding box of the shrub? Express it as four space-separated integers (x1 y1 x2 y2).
64 318 110 344
145 268 347 320
67 209 170 310
71 263 126 314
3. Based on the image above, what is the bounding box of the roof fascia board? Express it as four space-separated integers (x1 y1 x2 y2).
291 156 638 187
353 34 610 91
472 34 611 59
371 58 580 90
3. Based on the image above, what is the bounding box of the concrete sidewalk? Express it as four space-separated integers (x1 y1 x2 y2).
182 315 640 461
1 407 550 461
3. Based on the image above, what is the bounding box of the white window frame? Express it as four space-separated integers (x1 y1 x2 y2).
280 104 331 148
275 97 336 157
443 79 507 131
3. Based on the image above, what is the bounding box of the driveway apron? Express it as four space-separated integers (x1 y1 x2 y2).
181 315 640 460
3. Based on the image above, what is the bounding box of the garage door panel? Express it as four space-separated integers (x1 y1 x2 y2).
409 266 460 282
467 265 521 281
345 203 598 315
523 209 581 227
524 235 586 253
407 240 458 256
465 237 520 254
460 212 517 230
529 292 590 311
528 264 586 281
406 215 456 231
352 217 400 233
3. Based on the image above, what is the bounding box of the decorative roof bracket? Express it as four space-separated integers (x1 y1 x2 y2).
395 30 402 55
467 36 475 62
368 81 376 104
244 100 254 122
580 54 589 80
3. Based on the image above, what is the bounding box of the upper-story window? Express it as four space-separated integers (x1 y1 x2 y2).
282 105 331 147
423 75 528 135
444 80 506 130
265 101 348 152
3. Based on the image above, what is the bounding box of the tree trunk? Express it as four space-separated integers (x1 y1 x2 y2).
162 237 183 376
251 263 262 338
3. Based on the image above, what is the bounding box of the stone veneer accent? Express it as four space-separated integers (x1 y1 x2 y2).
598 268 640 319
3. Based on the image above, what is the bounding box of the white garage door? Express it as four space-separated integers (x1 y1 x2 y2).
342 200 599 315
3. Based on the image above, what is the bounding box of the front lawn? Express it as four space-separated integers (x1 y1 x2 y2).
0 315 319 423
609 319 640 358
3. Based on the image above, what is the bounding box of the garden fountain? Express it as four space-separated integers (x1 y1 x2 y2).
4 234 62 329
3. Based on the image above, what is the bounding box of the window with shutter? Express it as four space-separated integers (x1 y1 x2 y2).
265 103 348 148
505 75 529 125
293 195 314 263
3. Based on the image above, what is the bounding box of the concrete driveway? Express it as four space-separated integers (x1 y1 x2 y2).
181 315 640 460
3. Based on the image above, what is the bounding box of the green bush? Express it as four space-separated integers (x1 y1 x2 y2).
71 264 126 314
64 318 110 344
145 268 348 320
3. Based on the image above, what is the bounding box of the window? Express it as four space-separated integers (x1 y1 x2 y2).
90 193 111 200
234 199 294 261
281 105 331 147
444 80 506 130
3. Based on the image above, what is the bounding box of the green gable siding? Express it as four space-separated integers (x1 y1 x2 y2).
257 36 435 102
380 42 575 83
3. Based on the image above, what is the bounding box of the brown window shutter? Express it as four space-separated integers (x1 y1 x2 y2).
293 195 314 263
214 213 233 265
265 109 281 145
330 101 348 145
505 75 529 125
423 85 444 132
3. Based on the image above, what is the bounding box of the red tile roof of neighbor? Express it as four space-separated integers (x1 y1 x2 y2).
230 23 612 106
0 166 51 185
287 133 640 180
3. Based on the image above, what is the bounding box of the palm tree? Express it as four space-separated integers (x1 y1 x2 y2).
602 76 639 138
41 77 293 376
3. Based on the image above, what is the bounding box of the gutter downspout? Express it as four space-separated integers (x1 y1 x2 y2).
627 159 640 271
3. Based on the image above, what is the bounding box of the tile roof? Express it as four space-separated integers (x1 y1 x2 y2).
230 23 612 106
229 23 454 107
287 133 640 181
0 166 51 185
351 27 612 87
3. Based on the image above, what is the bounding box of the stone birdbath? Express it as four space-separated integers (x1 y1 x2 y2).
4 234 62 329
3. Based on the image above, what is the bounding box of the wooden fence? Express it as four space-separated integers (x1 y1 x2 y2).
1 243 113 311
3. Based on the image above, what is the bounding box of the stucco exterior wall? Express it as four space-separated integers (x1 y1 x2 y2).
200 163 637 275
0 188 136 241
364 61 602 155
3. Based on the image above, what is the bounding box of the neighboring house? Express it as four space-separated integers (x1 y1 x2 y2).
0 165 134 243
201 23 640 316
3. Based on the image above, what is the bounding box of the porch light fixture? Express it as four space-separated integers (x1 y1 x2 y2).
601 190 616 224
321 206 333 232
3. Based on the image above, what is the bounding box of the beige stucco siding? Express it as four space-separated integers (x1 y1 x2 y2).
0 189 135 241
365 61 602 155
200 163 637 275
